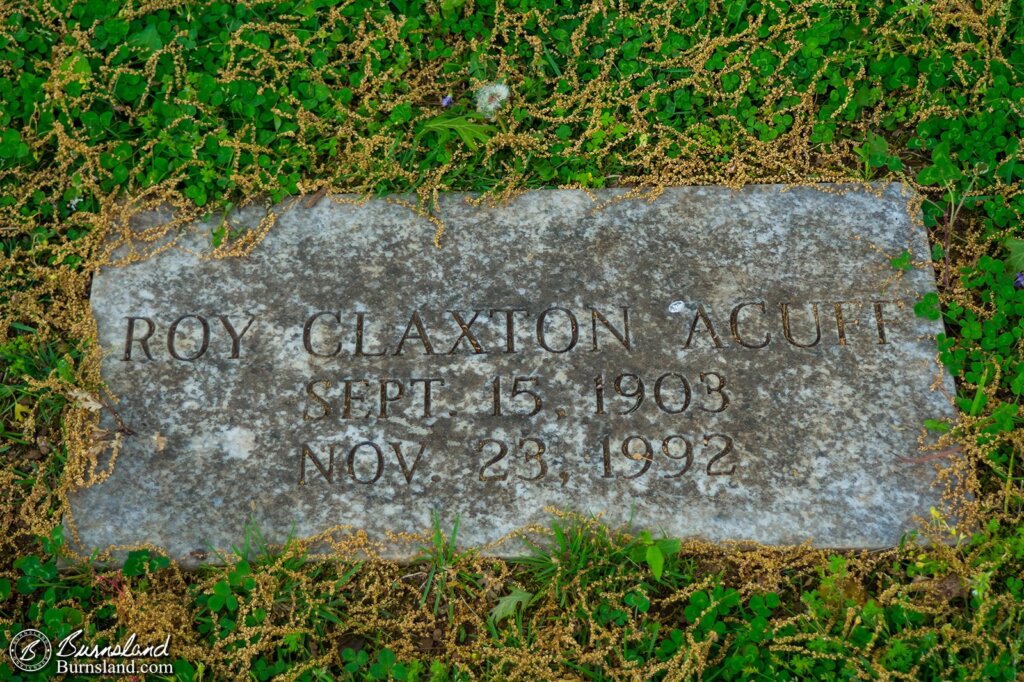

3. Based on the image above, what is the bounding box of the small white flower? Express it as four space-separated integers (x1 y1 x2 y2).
474 82 509 119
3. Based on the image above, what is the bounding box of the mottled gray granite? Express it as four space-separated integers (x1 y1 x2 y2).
70 184 957 562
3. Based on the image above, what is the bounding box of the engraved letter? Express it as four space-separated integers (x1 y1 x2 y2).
391 442 427 484
780 302 822 348
355 312 388 356
536 306 579 353
303 379 333 421
410 377 444 418
873 300 895 344
379 379 404 418
832 301 856 346
299 444 334 485
167 314 210 361
219 315 255 359
342 380 371 419
347 441 384 484
682 305 724 349
122 317 156 361
303 311 341 358
729 301 770 349
393 311 435 355
489 308 529 353
590 307 631 351
448 310 486 354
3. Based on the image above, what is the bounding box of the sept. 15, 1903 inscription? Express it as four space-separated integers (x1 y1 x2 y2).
69 184 957 561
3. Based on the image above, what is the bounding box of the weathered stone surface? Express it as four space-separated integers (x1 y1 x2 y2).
70 183 956 561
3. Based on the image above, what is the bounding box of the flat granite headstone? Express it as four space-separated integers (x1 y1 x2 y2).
70 183 957 561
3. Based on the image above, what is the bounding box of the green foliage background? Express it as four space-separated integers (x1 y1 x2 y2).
1 0 1022 679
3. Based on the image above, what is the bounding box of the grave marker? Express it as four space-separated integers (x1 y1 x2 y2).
69 184 956 561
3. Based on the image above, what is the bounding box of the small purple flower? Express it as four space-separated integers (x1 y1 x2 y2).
1015 271 1024 290
440 94 454 108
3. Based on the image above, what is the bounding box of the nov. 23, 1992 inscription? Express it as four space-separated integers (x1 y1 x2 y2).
70 184 957 560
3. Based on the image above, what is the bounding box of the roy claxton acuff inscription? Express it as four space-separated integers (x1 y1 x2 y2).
70 184 957 562
118 300 902 487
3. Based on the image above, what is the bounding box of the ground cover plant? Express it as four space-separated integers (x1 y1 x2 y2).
1 0 1023 679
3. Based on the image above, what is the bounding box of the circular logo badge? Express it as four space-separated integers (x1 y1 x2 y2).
9 629 52 672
